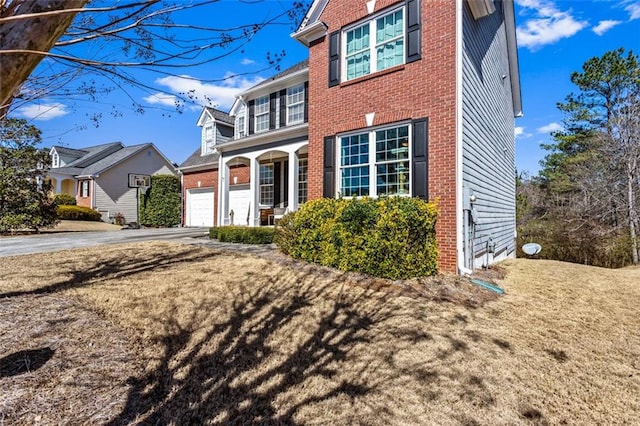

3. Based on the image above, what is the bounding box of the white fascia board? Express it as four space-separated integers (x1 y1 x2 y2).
503 0 523 117
292 21 328 47
196 108 213 127
216 123 308 153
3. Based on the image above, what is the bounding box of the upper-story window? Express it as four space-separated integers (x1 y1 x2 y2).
202 124 215 154
236 114 246 138
286 84 305 125
51 152 60 168
255 95 269 133
344 7 404 81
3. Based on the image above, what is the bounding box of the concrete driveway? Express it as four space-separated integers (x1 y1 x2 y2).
0 227 210 257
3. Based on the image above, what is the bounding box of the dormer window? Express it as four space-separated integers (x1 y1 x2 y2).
286 84 305 125
236 114 246 138
202 124 215 154
52 151 60 168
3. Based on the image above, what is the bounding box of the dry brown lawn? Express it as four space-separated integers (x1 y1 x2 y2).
0 242 638 425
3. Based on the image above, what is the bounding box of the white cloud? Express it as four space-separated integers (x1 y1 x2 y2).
592 20 622 35
626 2 640 20
516 0 588 50
240 58 256 65
144 73 265 111
515 126 533 139
16 102 70 121
537 122 563 133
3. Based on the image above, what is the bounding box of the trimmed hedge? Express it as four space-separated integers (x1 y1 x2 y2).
139 174 181 227
275 197 439 279
56 205 102 221
209 226 275 244
54 193 77 206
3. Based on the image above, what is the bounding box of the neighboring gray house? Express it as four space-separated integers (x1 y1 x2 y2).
48 142 177 223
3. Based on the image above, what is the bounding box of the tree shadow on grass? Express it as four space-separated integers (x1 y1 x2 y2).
0 247 217 299
0 347 55 377
106 270 400 425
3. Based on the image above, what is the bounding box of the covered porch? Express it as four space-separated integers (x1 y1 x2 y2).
218 142 308 227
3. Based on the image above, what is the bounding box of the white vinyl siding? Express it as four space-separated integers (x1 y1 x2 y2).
344 7 404 81
254 95 269 133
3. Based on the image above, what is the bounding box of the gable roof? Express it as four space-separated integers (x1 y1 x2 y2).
51 146 87 158
50 143 174 178
247 59 309 92
197 107 234 127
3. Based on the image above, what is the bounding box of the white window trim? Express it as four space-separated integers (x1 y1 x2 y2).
202 123 215 154
81 180 90 197
259 162 275 206
342 5 406 82
298 156 308 204
286 84 305 126
337 122 412 198
51 152 59 168
235 114 246 139
254 95 270 133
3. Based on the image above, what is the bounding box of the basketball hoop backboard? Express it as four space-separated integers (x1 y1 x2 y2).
128 173 151 188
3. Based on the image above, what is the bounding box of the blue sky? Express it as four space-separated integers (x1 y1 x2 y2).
10 0 640 175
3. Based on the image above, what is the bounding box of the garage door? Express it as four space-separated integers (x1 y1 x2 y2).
187 188 214 227
228 184 250 225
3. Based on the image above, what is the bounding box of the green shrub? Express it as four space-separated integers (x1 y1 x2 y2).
139 175 181 227
56 205 102 221
54 193 77 206
209 226 274 244
275 197 439 279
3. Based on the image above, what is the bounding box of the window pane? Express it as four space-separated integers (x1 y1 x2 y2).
298 158 308 204
340 134 369 166
376 161 410 195
376 10 403 43
376 125 409 162
259 164 274 206
341 166 369 197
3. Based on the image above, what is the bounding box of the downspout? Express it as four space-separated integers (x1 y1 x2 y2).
456 0 472 275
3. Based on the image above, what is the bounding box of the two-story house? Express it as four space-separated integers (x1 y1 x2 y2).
292 0 522 273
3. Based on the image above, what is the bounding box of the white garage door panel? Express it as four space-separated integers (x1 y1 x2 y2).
228 186 250 226
187 188 214 227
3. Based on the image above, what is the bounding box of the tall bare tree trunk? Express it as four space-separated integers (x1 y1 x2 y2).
628 165 639 264
0 0 88 117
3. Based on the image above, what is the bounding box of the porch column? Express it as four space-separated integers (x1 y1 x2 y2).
288 150 299 212
55 177 62 194
248 156 260 226
219 158 229 225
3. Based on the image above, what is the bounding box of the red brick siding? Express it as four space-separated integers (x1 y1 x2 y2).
307 0 458 272
76 180 91 208
181 164 250 226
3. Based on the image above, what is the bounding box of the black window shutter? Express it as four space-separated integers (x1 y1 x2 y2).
303 81 309 122
323 136 335 198
328 31 341 87
279 89 287 127
248 100 255 135
406 0 421 63
412 118 428 199
269 92 277 130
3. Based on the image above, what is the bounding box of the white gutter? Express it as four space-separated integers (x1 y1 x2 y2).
456 0 472 276
504 0 523 117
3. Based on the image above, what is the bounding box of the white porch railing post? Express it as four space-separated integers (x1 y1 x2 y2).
249 156 260 226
